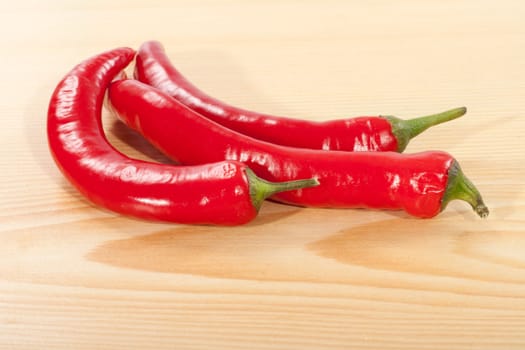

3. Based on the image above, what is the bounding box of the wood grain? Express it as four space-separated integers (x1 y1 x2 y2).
1 0 524 349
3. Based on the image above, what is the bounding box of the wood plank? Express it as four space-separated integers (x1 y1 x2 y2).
1 0 524 349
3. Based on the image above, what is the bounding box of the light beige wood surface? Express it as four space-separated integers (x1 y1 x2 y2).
1 1 524 349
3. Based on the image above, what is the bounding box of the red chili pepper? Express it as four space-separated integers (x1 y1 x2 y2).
108 79 489 218
134 40 466 152
47 48 318 225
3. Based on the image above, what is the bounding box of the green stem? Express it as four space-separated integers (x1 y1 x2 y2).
441 160 489 218
245 168 319 211
384 107 467 152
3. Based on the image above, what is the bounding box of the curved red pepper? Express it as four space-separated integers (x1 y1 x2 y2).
47 48 317 225
108 79 488 218
134 40 466 152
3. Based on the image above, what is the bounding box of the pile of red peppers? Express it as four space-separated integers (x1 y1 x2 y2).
47 41 489 225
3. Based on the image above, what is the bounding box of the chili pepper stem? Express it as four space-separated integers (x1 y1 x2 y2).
245 168 319 211
441 160 489 218
385 107 467 152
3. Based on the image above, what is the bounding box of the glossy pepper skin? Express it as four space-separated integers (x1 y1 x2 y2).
108 79 488 218
47 48 317 225
134 40 465 152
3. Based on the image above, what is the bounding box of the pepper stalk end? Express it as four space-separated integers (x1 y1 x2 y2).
245 168 319 211
441 160 489 218
385 107 467 152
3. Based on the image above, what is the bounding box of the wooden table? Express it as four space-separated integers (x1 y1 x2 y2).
2 1 524 349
